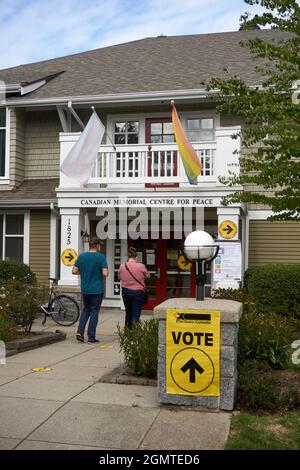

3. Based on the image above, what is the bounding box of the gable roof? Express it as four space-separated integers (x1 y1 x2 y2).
0 30 289 103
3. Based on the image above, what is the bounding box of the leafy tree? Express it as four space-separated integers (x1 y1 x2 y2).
207 0 300 220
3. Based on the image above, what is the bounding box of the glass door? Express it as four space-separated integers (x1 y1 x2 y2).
128 238 165 310
145 118 178 188
165 239 195 300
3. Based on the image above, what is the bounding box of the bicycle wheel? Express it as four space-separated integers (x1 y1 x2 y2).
50 294 80 326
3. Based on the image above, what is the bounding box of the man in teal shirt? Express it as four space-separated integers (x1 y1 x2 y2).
72 237 109 343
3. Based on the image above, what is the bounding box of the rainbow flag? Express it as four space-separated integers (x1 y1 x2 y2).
172 102 202 185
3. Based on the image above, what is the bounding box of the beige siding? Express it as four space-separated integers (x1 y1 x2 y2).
248 220 300 266
25 111 60 179
29 210 51 285
9 108 25 187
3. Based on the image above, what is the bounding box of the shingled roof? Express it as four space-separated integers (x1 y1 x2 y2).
0 179 58 206
0 30 289 102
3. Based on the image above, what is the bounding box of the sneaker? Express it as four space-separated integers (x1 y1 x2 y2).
88 338 99 344
76 333 84 342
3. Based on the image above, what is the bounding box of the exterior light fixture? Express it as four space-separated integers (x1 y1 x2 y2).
181 230 219 301
80 230 90 243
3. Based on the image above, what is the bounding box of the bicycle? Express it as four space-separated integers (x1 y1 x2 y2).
41 278 80 326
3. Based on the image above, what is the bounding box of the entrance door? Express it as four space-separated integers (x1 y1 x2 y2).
128 238 195 309
145 118 178 188
128 238 165 310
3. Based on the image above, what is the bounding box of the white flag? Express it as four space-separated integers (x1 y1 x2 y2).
60 111 105 184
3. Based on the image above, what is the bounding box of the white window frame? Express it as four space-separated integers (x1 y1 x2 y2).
0 210 29 264
107 110 219 146
112 118 141 145
0 107 10 184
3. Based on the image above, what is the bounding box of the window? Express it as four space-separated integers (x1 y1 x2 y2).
0 108 6 176
150 121 175 143
0 214 24 261
114 121 139 145
186 118 214 142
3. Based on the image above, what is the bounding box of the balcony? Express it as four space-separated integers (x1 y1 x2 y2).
59 127 240 189
89 143 215 185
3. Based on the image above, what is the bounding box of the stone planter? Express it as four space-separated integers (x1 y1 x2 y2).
6 330 67 357
154 298 242 411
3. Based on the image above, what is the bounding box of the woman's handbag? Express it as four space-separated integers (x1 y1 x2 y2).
124 263 149 306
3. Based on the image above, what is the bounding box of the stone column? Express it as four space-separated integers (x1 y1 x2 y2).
154 298 242 411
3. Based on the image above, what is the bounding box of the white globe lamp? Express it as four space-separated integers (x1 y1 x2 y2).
184 231 215 260
181 230 219 301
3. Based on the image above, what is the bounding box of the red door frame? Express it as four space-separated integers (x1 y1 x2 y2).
127 238 166 310
127 238 196 309
145 117 178 188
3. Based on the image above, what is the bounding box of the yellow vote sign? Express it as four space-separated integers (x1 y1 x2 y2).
166 309 220 396
61 248 78 266
177 255 192 271
218 220 237 239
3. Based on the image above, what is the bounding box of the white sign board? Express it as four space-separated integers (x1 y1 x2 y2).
213 242 242 282
78 197 220 208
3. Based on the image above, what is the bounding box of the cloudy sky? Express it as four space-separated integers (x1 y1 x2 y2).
0 0 264 70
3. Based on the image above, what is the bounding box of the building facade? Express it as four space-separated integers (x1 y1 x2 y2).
0 30 299 309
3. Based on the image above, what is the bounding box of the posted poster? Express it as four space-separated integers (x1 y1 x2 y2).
166 309 220 396
214 242 242 282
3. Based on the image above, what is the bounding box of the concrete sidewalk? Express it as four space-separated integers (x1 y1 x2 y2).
0 309 231 450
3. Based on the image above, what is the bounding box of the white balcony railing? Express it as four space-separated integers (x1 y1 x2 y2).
89 143 216 184
59 127 240 188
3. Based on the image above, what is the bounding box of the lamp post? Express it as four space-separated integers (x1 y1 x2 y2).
181 230 219 301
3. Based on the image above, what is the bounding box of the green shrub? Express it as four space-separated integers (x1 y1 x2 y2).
0 280 43 331
0 313 17 342
238 360 299 412
238 311 298 370
211 288 255 312
0 259 36 285
117 319 158 378
244 264 300 317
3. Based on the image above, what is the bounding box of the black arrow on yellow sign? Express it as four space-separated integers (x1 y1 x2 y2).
223 224 234 235
181 357 205 383
65 253 74 262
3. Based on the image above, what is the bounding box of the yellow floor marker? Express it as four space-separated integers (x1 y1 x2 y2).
31 367 52 372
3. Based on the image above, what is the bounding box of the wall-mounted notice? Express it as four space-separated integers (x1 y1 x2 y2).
214 242 242 282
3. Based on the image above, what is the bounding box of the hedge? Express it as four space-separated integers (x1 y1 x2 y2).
0 260 36 285
244 264 300 317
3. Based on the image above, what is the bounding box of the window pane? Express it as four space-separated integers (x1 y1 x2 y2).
127 121 139 133
0 109 5 127
187 130 200 142
114 122 126 133
127 134 138 144
0 215 2 259
0 129 5 176
6 215 24 234
201 119 214 129
200 130 214 141
163 134 175 143
163 122 174 134
187 119 200 130
151 135 162 143
115 134 125 145
5 238 23 261
151 123 162 134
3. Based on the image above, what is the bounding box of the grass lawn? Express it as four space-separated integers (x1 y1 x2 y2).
226 411 300 450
